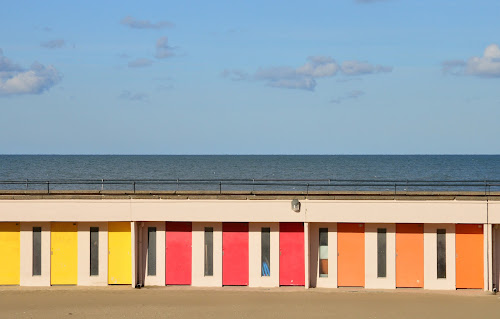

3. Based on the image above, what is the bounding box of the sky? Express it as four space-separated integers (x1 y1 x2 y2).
0 0 499 155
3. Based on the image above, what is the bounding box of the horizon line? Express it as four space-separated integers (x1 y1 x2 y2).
1 154 499 156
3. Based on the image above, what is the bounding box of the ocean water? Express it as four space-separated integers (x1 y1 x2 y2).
0 155 499 192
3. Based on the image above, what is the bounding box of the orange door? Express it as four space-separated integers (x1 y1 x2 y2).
456 224 483 289
396 224 424 288
337 223 364 287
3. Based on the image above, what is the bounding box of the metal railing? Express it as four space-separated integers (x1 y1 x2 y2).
0 179 500 195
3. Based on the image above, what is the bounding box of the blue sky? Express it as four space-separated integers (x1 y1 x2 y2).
0 0 499 154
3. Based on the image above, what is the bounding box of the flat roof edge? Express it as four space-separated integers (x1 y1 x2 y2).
0 190 499 200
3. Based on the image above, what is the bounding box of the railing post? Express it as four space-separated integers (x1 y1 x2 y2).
101 179 104 191
306 183 309 196
26 179 28 190
394 183 397 195
47 181 50 194
133 182 136 194
219 181 222 194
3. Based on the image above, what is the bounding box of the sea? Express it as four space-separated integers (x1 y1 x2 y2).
0 155 499 192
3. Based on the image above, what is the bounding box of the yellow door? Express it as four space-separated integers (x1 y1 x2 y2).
51 223 78 285
0 223 20 285
108 222 132 284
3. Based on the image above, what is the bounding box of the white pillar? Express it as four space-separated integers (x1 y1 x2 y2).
142 221 165 286
248 223 279 287
486 223 492 291
365 223 396 289
20 222 51 286
131 221 137 288
310 222 337 288
304 222 309 289
77 222 108 286
191 222 222 287
423 224 455 290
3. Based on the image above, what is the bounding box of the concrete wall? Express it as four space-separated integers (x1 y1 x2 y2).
20 222 50 286
305 201 488 224
0 199 489 224
2 198 500 291
191 222 222 287
423 224 455 290
248 223 279 287
365 223 396 289
488 202 500 223
2 200 131 222
139 221 166 287
310 223 337 288
77 222 108 286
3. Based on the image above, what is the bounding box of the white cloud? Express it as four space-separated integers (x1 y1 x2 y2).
128 58 153 68
443 44 500 78
466 44 500 77
40 39 65 49
225 56 391 91
0 49 61 97
341 61 392 75
297 56 338 78
155 36 175 59
120 16 174 29
253 56 339 91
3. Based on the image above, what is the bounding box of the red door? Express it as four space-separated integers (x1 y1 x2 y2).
279 222 305 286
165 222 192 285
222 223 249 286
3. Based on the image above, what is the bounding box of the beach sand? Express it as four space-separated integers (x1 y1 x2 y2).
0 286 499 318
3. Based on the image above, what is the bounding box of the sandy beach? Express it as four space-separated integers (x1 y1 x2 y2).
0 287 499 318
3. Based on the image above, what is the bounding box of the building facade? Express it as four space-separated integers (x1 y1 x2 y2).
1 192 500 291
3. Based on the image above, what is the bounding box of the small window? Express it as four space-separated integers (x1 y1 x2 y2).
204 227 213 276
437 229 446 279
90 227 99 276
33 227 41 276
261 228 270 276
147 227 157 276
377 228 387 278
319 228 328 277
